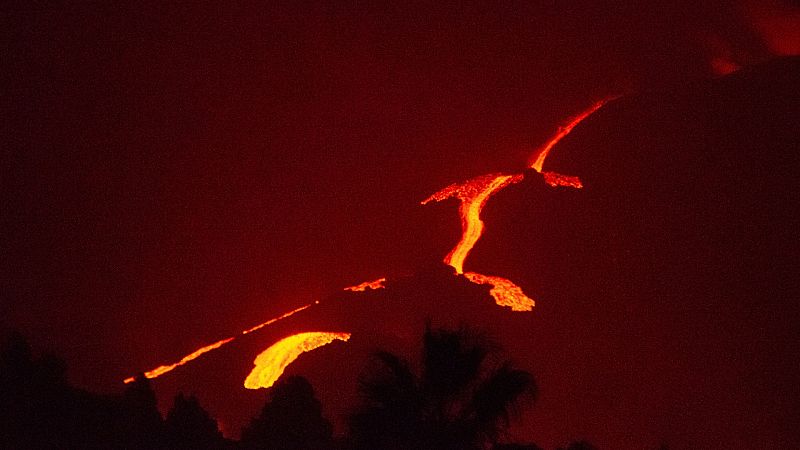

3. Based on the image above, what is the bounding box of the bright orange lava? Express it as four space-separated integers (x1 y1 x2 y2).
422 174 523 274
243 332 351 390
123 303 313 383
124 98 611 385
344 277 387 292
422 174 536 310
123 337 234 384
241 303 313 335
420 100 614 311
463 272 534 311
530 99 609 172
541 171 584 188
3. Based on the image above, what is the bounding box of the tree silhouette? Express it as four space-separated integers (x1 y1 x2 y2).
165 392 225 449
0 332 75 448
241 375 333 450
349 324 537 450
120 376 166 448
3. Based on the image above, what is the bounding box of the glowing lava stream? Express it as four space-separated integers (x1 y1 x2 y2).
123 337 235 384
463 273 534 312
243 332 351 389
344 277 387 292
422 174 534 311
529 99 609 173
123 275 386 385
122 275 384 385
422 174 523 275
123 99 609 386
423 99 612 311
123 303 313 383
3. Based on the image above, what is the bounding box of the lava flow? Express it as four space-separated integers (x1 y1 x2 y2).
529 99 609 173
422 99 612 311
463 273 535 312
343 277 387 292
243 332 351 389
123 302 313 383
123 98 610 388
123 337 235 384
422 174 523 275
422 174 534 311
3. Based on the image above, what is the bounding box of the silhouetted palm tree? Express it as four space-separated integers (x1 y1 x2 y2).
349 324 537 450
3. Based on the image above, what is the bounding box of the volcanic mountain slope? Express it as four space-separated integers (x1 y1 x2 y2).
475 56 800 449
157 57 799 449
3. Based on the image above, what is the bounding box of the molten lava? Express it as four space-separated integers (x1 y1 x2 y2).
420 99 614 310
541 172 584 188
123 337 234 384
463 272 534 311
530 99 609 172
243 332 351 390
241 303 314 335
124 99 611 387
421 174 536 311
344 277 387 292
123 303 313 383
422 174 523 274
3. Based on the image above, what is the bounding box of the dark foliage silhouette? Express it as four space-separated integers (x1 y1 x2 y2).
2 330 601 449
348 324 537 450
165 392 226 449
0 332 233 449
241 375 333 450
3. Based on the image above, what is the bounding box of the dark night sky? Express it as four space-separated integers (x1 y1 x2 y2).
2 2 799 449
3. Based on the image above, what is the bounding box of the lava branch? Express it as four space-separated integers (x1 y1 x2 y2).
122 337 235 384
123 99 610 385
421 99 614 311
463 272 534 312
422 174 535 311
123 274 387 384
529 99 610 173
243 332 351 390
343 277 387 292
422 174 523 275
123 302 314 384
